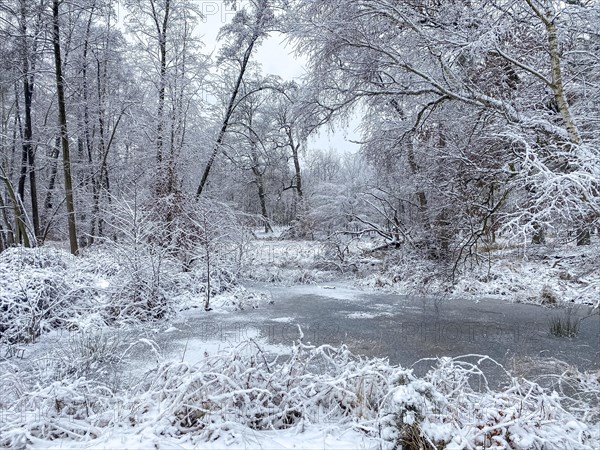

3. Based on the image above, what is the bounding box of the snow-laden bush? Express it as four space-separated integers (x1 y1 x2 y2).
185 200 254 310
131 339 398 440
1 338 597 449
94 193 257 317
396 355 599 449
0 247 100 344
100 196 178 322
50 329 123 382
0 373 119 447
129 346 597 449
357 249 445 295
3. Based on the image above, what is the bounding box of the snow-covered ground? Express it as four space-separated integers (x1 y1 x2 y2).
359 245 600 307
1 241 599 449
244 231 600 307
2 319 599 449
2 332 598 449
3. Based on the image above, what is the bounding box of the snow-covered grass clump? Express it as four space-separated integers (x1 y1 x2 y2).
209 285 274 311
0 247 105 344
1 336 597 449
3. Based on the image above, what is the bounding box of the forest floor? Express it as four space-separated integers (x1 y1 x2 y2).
0 237 598 449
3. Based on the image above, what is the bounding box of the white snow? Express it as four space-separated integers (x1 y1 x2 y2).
39 424 381 449
96 279 110 289
1 244 599 449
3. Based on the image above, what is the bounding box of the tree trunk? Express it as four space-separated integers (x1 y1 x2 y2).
91 57 108 240
202 212 212 311
256 174 271 233
547 24 581 145
390 99 430 230
0 167 30 247
43 136 61 214
525 0 581 146
17 0 40 240
154 0 170 165
78 7 95 232
250 150 272 233
407 140 430 231
0 183 15 248
52 0 78 255
196 34 259 198
528 1 588 246
290 140 303 201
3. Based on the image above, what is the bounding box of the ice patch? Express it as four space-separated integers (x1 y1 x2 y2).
347 312 378 319
346 311 393 319
271 284 363 302
271 317 294 323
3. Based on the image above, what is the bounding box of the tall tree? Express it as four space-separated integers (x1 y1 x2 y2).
126 0 204 199
52 0 78 255
195 0 275 197
16 0 41 240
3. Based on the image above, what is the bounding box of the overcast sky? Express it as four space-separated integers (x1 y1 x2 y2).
115 0 361 155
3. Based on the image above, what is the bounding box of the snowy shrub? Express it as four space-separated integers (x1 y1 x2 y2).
103 258 173 323
242 240 335 285
0 375 119 447
389 355 600 449
1 338 598 449
0 246 74 270
97 194 253 317
191 264 238 297
357 250 446 295
51 329 122 380
314 234 372 274
175 198 252 310
541 285 558 305
100 196 176 322
0 247 99 344
129 338 400 439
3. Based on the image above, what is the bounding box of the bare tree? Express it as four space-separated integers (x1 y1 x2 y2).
195 0 275 197
52 0 78 255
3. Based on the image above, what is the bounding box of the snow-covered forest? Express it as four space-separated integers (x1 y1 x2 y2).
0 0 599 448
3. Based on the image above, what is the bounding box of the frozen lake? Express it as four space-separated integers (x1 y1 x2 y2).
144 283 599 388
